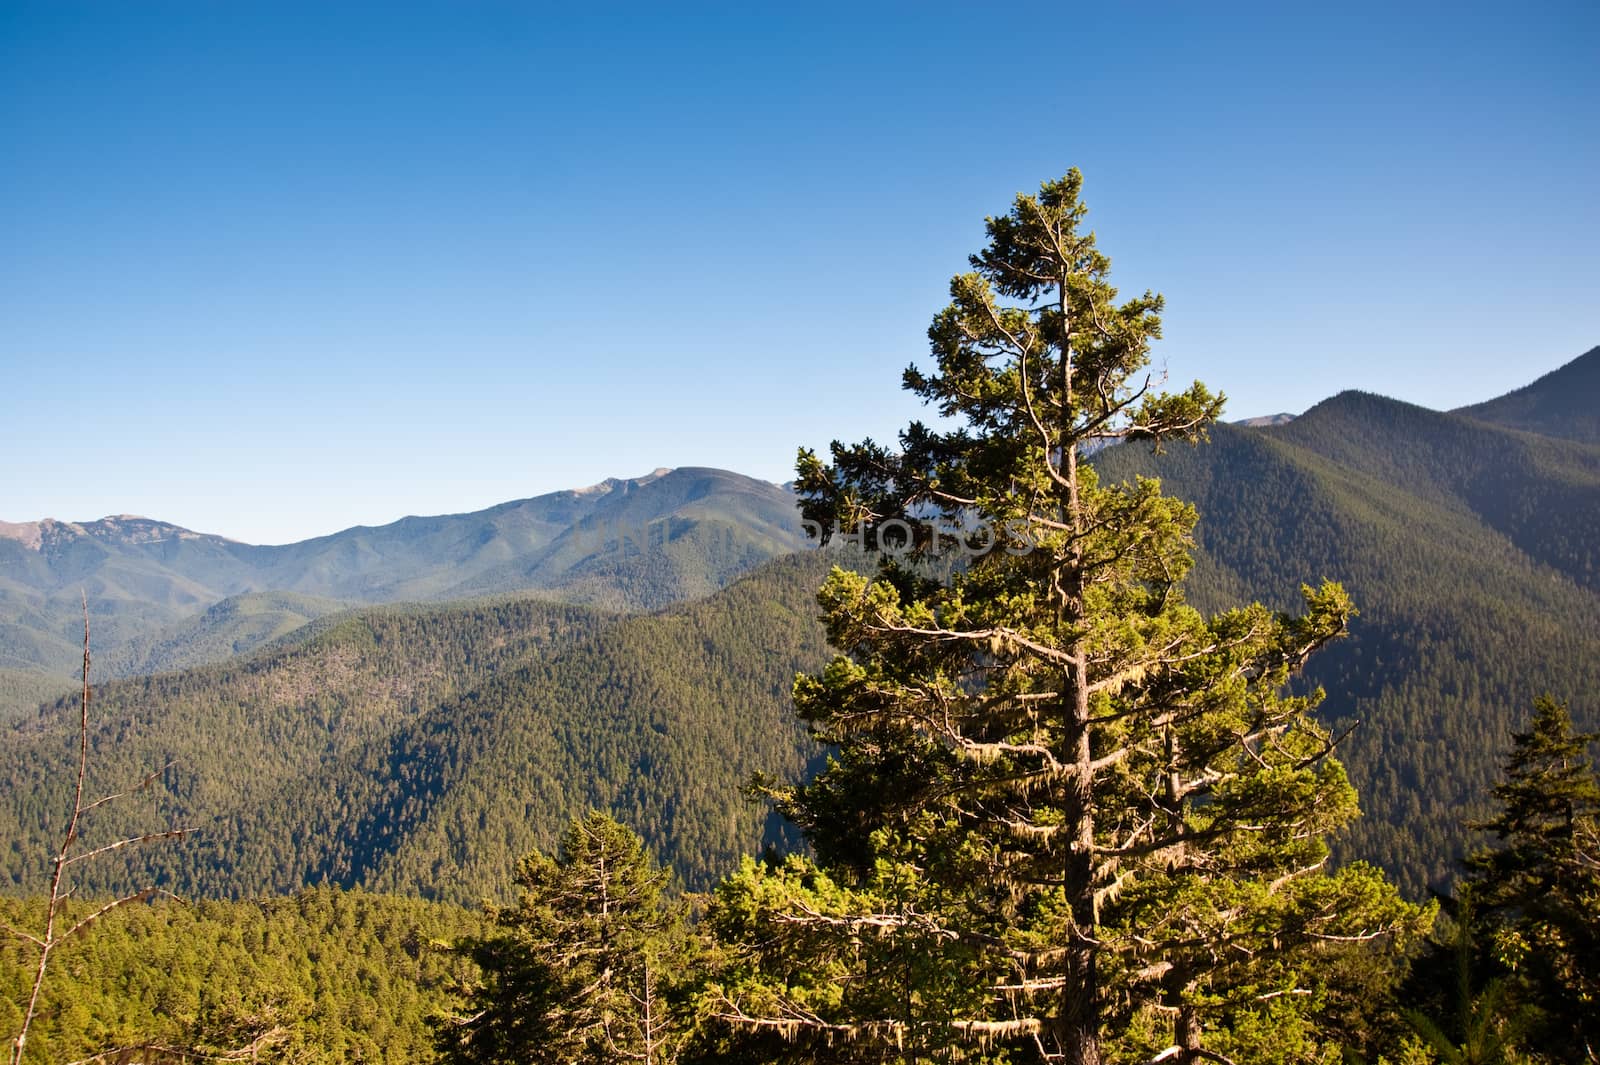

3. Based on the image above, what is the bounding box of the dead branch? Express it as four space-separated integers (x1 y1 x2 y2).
7 596 192 1065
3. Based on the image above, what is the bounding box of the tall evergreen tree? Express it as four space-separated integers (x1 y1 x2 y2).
1402 896 1536 1065
715 171 1423 1064
439 813 698 1065
1463 696 1600 1060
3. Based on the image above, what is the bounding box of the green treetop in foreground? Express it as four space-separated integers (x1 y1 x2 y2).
438 812 700 1065
709 172 1426 1064
1464 697 1600 1059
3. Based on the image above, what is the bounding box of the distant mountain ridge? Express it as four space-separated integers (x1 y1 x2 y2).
0 514 226 551
1454 344 1600 443
1232 412 1295 427
0 467 802 689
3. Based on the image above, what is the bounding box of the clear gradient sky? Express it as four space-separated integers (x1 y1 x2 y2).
2 2 1595 544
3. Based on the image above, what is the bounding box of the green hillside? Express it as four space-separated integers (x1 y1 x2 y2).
0 596 610 894
1093 391 1600 895
95 590 350 679
0 669 73 725
0 553 834 904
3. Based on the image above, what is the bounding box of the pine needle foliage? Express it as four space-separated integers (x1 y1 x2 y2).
717 171 1425 1065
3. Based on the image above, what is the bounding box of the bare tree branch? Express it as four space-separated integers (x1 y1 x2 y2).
8 597 191 1065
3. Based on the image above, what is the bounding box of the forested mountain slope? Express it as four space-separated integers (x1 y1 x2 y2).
0 467 801 690
0 669 73 726
94 590 349 680
0 595 606 891
1454 343 1600 443
1094 385 1600 894
0 552 833 903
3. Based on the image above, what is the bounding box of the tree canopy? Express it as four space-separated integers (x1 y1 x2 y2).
1464 697 1600 1059
713 171 1425 1064
438 812 701 1065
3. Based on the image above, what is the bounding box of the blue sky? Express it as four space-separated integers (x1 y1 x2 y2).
2 2 1595 544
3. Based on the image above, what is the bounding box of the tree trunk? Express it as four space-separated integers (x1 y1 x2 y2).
1177 1004 1203 1062
1058 281 1101 1065
1059 647 1101 1065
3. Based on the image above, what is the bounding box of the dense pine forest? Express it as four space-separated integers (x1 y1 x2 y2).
2 178 1596 1063
0 889 482 1062
0 555 832 901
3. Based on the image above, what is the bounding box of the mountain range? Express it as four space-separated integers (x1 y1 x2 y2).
0 466 803 711
0 345 1595 902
